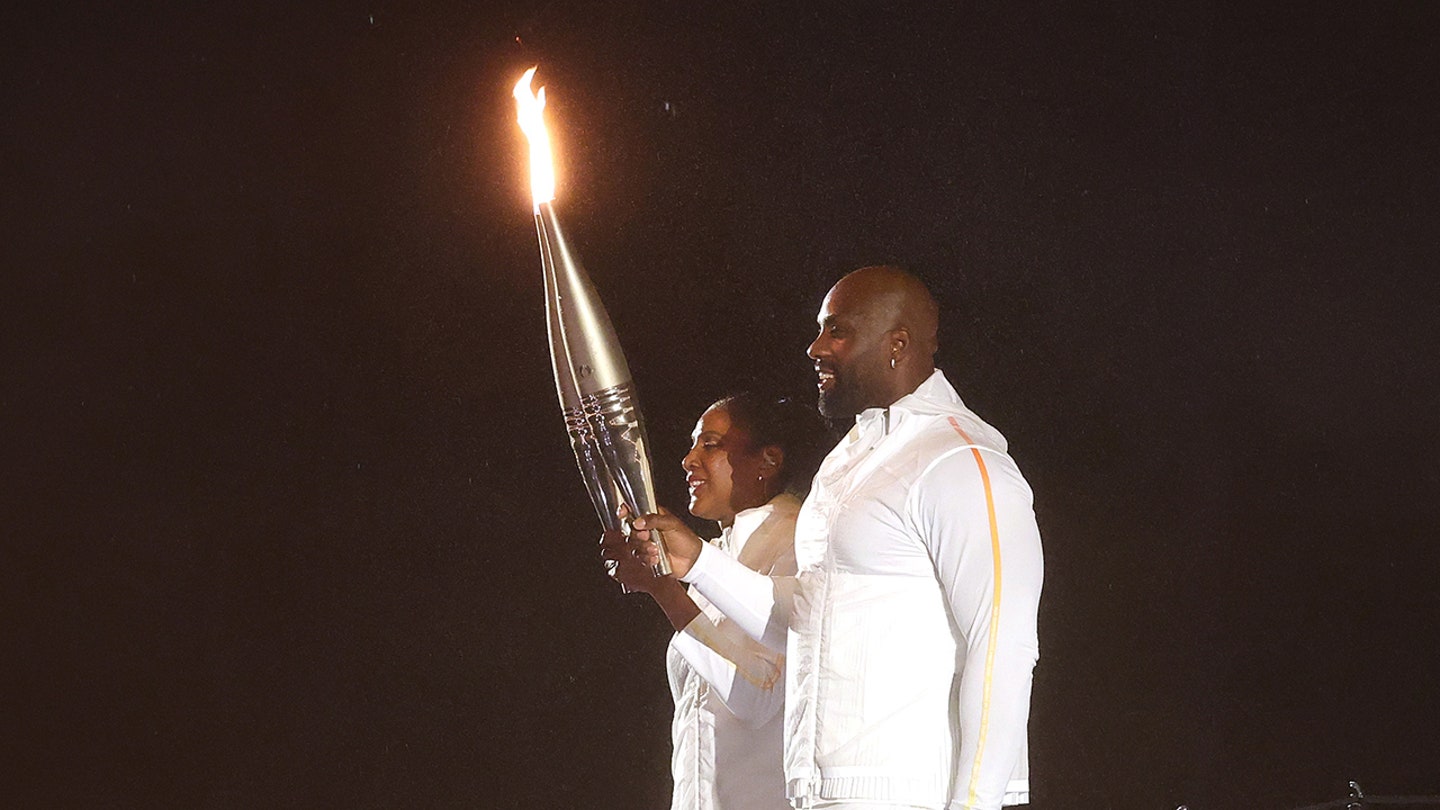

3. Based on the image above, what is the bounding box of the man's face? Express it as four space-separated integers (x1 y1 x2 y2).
807 284 894 418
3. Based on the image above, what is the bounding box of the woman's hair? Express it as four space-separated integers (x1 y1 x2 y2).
710 393 832 496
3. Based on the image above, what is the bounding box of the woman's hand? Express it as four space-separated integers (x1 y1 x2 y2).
598 525 663 594
601 507 704 630
629 511 704 580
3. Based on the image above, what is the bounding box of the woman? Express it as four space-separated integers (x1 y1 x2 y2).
601 393 827 810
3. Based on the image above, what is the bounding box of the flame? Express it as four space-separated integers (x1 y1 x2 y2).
513 67 555 211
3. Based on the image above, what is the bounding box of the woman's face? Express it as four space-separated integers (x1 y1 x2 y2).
682 405 769 527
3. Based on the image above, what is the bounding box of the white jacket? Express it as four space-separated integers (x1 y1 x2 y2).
683 372 1043 810
667 494 800 810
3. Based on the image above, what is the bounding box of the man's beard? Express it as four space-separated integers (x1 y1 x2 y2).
817 380 862 419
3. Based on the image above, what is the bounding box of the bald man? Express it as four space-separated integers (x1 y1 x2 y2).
635 267 1043 810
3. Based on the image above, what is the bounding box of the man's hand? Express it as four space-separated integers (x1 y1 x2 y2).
630 511 704 580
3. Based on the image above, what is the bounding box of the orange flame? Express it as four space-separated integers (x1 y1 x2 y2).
513 67 555 211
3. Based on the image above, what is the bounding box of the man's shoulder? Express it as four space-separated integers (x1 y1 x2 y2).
894 370 1010 457
893 418 1035 522
898 409 1010 460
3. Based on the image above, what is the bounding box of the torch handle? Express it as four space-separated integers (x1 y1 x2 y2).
650 529 673 577
581 382 673 577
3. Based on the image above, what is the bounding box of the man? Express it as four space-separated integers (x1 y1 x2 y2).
633 266 1044 810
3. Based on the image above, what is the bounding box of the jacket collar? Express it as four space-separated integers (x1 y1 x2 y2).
854 369 1009 452
722 491 801 554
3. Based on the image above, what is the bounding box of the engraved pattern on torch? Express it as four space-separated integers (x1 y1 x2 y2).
563 406 626 533
582 382 664 539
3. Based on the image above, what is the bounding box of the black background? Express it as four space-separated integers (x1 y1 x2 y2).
6 2 1439 808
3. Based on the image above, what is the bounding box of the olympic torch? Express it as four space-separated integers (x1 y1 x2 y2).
513 67 672 575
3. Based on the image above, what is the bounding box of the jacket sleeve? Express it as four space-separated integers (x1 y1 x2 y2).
670 613 786 727
909 447 1044 810
670 511 799 725
682 542 795 653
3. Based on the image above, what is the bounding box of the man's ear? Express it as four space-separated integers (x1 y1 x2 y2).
889 327 911 356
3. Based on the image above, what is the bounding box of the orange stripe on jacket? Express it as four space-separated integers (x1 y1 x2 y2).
946 416 1004 809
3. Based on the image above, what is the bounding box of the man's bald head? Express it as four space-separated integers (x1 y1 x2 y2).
807 265 941 417
831 265 940 359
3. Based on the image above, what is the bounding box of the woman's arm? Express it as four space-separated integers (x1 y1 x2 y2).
599 528 700 631
632 512 793 652
671 614 785 727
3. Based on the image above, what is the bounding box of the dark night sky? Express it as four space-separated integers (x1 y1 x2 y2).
5 2 1439 808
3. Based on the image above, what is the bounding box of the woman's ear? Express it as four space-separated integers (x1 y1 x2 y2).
760 445 785 475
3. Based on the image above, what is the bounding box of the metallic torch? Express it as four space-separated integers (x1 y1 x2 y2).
541 232 626 537
514 67 672 575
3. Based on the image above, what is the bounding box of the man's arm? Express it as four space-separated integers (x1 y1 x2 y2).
911 448 1043 810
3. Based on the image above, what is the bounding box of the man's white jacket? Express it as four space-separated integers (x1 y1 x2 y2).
682 371 1044 810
